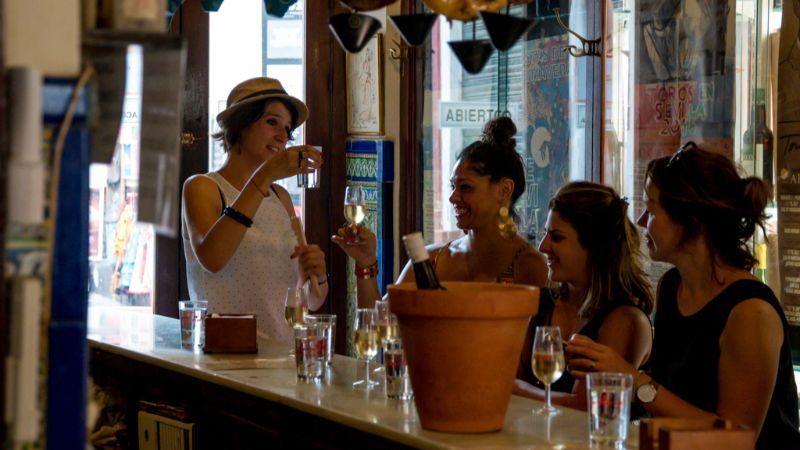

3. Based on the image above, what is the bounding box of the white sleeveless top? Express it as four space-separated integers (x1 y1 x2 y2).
183 172 298 345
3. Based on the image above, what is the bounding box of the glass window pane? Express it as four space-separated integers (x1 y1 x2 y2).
88 45 155 310
209 0 306 217
422 4 592 244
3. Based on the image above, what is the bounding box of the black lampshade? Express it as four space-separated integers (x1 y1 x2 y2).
329 13 382 53
389 13 438 47
480 11 534 51
448 40 495 74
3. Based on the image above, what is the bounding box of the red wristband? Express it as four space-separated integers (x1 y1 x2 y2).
355 261 378 279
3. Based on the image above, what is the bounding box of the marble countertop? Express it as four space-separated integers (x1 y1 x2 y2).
87 307 638 449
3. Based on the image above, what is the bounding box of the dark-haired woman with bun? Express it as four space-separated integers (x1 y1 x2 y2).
333 117 548 306
567 142 800 449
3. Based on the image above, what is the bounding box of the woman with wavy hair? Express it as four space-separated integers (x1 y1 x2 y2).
514 181 654 411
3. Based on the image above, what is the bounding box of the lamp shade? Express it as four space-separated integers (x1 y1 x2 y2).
481 11 533 51
389 14 438 47
448 39 494 74
329 13 382 53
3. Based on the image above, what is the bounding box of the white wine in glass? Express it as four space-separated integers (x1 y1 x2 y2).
344 186 366 242
532 326 564 415
352 308 379 389
353 328 378 359
284 303 308 329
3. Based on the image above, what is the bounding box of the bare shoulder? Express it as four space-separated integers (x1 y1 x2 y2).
183 173 217 195
727 298 783 336
602 304 651 330
426 241 452 259
514 243 548 286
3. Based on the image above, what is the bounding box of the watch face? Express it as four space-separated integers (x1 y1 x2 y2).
637 383 657 403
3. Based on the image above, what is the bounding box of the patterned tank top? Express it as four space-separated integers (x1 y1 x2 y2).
183 173 298 345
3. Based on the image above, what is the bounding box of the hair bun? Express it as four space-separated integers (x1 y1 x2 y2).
482 116 517 150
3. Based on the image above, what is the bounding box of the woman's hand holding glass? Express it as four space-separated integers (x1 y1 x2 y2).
332 224 377 268
352 308 379 389
565 334 636 379
257 145 323 184
532 326 565 415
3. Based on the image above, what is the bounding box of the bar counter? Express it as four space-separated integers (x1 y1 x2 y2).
88 307 638 449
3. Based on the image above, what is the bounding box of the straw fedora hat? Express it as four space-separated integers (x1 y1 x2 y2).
216 77 309 128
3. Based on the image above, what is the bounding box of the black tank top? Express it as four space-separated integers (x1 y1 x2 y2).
651 268 800 450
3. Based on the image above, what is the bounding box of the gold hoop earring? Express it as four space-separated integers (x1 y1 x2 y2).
498 206 517 239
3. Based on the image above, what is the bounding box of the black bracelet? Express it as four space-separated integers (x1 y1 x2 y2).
222 206 253 228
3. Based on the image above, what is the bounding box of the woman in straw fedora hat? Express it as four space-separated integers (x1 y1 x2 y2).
182 77 327 345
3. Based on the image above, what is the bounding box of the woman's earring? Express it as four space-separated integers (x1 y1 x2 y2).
498 206 517 239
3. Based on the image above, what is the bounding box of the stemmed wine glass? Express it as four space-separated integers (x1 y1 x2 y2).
284 287 308 355
531 326 565 415
344 185 366 242
352 308 379 389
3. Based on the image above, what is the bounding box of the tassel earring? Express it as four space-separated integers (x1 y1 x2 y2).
498 206 517 239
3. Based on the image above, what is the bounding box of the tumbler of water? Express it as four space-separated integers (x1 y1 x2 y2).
383 337 412 400
586 372 633 449
305 314 336 366
179 300 208 349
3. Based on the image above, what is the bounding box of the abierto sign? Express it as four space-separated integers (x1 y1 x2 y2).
440 102 521 128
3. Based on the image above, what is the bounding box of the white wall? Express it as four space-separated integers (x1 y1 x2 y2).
4 0 81 76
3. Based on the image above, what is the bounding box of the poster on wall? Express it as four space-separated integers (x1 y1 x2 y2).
777 0 800 327
519 33 571 241
635 0 736 164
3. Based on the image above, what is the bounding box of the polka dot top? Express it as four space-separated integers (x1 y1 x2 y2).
183 172 298 345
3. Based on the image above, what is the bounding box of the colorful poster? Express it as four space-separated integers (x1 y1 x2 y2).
635 0 735 163
777 0 800 326
520 33 571 241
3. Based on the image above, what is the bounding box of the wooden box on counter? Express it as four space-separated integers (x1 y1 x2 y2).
204 314 257 353
640 417 754 450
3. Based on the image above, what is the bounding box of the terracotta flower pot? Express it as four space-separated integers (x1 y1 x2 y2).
388 282 539 433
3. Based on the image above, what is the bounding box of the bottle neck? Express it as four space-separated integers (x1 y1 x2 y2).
756 103 767 126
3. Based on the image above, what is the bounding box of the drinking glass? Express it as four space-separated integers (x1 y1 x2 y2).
587 372 633 448
373 300 391 373
343 185 366 242
284 287 307 355
352 308 379 389
531 326 565 415
297 145 321 188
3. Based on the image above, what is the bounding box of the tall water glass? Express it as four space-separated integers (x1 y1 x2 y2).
531 326 565 415
586 372 633 448
294 325 325 383
384 337 413 400
352 308 378 389
305 314 336 366
374 300 391 369
297 145 321 188
179 300 208 349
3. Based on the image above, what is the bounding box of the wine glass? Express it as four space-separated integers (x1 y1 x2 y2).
344 185 366 242
531 326 565 415
352 308 379 389
284 287 308 355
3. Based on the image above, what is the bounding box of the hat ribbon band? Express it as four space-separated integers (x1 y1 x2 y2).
234 88 288 104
